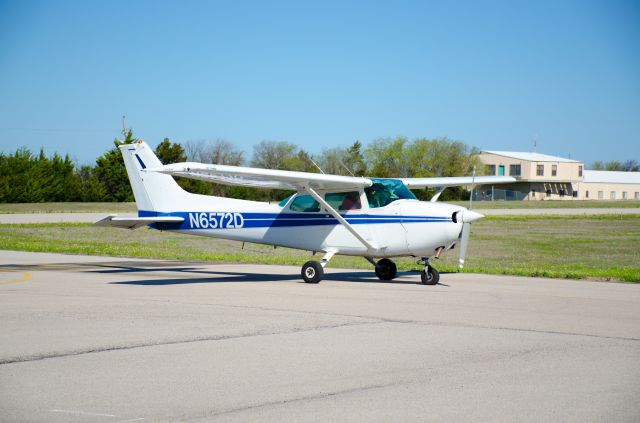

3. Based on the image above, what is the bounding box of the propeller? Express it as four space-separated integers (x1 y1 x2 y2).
458 209 483 269
458 166 482 269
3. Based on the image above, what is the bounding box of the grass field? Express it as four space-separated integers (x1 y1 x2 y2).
1 215 639 282
0 202 138 214
1 200 639 214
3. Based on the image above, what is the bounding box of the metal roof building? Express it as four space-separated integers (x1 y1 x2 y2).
477 151 640 201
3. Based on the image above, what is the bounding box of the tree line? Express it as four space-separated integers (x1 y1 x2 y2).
0 131 491 203
590 160 639 172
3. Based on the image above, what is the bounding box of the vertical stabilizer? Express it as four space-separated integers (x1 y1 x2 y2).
119 141 187 214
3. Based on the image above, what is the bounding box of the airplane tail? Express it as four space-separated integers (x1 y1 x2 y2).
119 140 188 214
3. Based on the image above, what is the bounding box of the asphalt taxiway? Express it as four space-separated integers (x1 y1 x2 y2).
1 250 639 422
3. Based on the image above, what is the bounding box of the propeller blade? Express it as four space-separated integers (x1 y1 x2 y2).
458 222 471 269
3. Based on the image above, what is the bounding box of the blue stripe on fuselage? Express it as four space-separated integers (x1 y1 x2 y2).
141 210 452 230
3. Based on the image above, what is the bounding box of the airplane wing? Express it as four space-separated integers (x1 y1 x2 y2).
94 215 184 230
145 162 372 191
401 176 516 188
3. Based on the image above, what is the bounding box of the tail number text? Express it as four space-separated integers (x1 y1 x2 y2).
188 212 244 229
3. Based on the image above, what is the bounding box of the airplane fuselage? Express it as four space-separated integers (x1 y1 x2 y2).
149 191 465 258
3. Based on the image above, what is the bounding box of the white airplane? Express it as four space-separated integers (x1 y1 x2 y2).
96 140 515 284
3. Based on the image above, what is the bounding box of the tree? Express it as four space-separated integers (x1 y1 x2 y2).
364 137 409 177
76 164 106 201
185 139 244 166
404 137 485 201
248 141 319 201
0 147 80 202
155 138 187 164
406 138 484 178
94 130 135 202
590 160 638 171
316 141 367 176
345 141 367 176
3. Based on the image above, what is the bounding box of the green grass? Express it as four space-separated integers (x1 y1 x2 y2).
1 215 639 283
0 202 137 214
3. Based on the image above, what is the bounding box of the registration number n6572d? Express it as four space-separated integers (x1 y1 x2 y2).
188 212 244 229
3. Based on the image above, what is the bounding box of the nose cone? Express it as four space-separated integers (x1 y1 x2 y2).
462 209 484 223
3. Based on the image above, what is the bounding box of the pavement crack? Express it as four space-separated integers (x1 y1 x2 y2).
0 320 381 366
193 380 406 420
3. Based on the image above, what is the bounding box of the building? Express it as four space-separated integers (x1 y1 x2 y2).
578 170 640 200
477 151 640 200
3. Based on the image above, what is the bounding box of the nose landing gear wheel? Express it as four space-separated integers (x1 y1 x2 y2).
421 266 439 285
301 261 323 284
375 258 397 280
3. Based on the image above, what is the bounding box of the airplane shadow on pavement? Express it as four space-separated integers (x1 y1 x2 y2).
0 260 449 286
103 268 451 286
86 263 450 286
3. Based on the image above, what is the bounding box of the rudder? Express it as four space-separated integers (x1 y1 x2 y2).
119 141 187 214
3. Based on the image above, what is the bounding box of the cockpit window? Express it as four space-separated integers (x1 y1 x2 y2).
278 195 293 207
325 191 362 211
365 178 416 208
289 195 320 212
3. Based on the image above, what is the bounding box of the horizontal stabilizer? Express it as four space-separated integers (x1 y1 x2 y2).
94 215 184 230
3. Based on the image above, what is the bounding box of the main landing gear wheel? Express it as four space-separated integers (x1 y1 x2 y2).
421 266 439 285
375 258 397 281
301 260 323 284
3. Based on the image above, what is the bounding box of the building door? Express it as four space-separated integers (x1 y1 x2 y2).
498 165 505 176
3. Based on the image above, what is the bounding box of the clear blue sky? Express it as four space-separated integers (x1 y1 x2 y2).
1 0 638 166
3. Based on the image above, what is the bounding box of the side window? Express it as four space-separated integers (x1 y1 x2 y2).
325 191 362 211
289 195 320 212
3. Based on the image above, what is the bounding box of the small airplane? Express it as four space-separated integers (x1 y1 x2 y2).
96 140 515 284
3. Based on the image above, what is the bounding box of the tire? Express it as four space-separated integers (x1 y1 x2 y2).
421 266 439 285
375 258 397 281
301 261 323 284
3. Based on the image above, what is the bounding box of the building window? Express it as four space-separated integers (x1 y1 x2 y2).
635 192 640 200
509 164 521 176
598 191 603 200
579 166 583 177
487 164 496 175
623 192 628 200
552 164 557 176
586 190 589 199
610 191 616 200
573 191 578 198
536 164 544 176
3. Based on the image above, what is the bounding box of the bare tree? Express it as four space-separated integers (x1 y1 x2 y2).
185 139 244 165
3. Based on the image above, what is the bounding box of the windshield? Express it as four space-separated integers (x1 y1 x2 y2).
278 194 294 207
365 178 416 208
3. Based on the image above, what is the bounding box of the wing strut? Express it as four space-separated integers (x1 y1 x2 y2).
303 187 379 253
430 186 446 202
